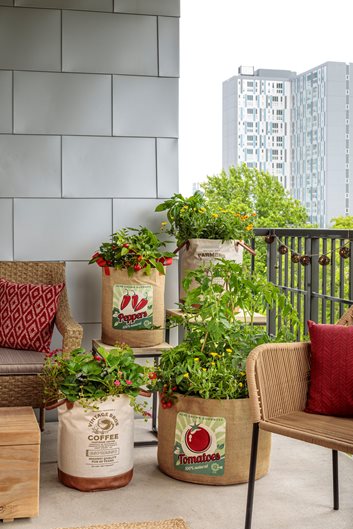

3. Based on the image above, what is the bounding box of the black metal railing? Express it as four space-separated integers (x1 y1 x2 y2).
253 228 353 337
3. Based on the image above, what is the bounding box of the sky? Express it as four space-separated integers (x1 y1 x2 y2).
179 0 353 195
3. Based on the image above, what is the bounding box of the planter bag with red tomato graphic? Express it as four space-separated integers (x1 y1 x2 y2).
157 393 271 485
102 267 165 347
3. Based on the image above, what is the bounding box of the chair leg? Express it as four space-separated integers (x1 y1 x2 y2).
332 449 339 510
244 423 260 529
39 407 45 432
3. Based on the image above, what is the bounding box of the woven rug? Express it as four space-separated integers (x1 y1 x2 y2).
55 519 189 529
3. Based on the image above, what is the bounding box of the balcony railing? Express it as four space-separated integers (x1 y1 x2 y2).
253 228 353 337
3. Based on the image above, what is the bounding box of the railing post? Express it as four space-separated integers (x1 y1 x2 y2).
310 237 319 324
267 234 277 336
303 237 312 334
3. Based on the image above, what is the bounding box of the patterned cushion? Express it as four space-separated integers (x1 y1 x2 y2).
305 320 353 417
0 279 64 353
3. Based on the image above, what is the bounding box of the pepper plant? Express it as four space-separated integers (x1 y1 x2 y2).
148 260 300 405
89 226 174 276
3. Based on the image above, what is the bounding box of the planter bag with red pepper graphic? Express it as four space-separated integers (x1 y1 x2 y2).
57 396 134 491
102 267 165 347
157 394 271 485
179 239 243 300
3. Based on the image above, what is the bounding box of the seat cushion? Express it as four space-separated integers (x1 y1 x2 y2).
305 320 353 417
261 410 353 453
0 347 46 375
0 279 64 353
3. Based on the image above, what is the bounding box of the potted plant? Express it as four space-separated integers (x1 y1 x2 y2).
148 260 299 485
155 192 256 299
89 226 174 347
41 345 151 492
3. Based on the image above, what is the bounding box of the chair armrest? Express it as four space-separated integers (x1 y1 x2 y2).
55 288 83 355
246 342 311 423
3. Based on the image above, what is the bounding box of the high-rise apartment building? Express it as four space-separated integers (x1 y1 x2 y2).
223 62 353 226
223 66 296 190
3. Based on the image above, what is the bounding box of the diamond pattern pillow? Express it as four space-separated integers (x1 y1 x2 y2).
305 320 353 417
0 279 65 353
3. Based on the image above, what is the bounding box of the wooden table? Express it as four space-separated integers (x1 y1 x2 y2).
166 308 266 325
0 407 40 522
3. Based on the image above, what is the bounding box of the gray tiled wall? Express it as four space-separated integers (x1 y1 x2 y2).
0 1 179 347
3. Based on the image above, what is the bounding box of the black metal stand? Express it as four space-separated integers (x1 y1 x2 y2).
332 449 339 510
244 423 259 529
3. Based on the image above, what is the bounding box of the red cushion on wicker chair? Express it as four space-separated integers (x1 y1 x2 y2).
0 279 64 353
305 320 353 417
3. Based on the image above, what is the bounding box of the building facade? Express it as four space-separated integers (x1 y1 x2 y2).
223 62 353 226
223 66 295 190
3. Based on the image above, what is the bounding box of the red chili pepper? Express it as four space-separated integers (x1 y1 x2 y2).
97 257 107 267
120 293 131 310
134 297 148 312
134 264 142 271
131 293 139 310
164 257 173 266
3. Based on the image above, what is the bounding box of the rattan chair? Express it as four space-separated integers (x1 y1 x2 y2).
244 308 353 529
0 261 83 429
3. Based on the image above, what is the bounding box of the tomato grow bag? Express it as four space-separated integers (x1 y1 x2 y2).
157 394 270 485
179 239 243 300
57 396 134 491
102 267 165 347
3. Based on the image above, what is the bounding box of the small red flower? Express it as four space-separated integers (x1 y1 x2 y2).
148 372 157 380
126 380 132 385
114 380 121 386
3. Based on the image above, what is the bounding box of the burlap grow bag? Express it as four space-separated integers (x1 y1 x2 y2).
102 268 165 347
58 396 134 491
179 239 243 299
157 394 271 485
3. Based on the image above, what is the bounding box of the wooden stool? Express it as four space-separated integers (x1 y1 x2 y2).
0 407 40 522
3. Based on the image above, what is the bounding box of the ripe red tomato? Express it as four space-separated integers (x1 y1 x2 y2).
185 425 211 453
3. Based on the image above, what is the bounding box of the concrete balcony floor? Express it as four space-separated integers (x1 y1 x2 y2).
16 421 353 529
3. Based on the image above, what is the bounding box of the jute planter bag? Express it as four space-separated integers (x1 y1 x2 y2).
179 239 243 299
157 394 271 485
102 268 165 347
57 396 134 491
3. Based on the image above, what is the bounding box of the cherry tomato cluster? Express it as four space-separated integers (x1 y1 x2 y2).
160 384 178 409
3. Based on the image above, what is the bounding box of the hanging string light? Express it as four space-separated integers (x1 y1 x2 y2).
263 234 352 266
300 255 311 266
339 246 350 259
264 235 275 244
318 255 330 266
278 245 288 255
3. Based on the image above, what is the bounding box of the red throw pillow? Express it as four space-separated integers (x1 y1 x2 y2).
305 320 353 417
0 279 65 354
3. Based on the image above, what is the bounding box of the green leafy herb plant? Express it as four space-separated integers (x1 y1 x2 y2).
89 226 174 276
148 260 299 406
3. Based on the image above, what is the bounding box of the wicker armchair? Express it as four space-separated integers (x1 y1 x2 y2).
0 261 83 429
244 307 353 529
